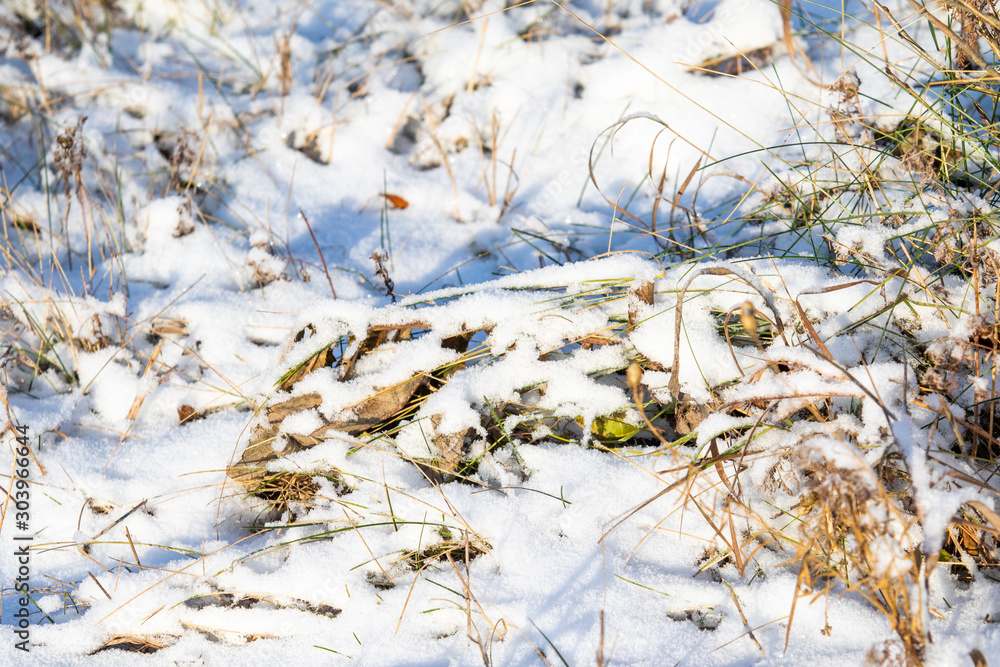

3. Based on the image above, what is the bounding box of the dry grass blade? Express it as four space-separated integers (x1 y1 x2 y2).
299 209 337 299
723 580 765 657
903 0 1000 77
669 263 784 399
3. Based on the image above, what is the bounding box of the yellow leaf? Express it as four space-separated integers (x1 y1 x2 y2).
587 414 641 443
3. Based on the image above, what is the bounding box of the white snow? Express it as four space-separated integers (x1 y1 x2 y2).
2 0 999 664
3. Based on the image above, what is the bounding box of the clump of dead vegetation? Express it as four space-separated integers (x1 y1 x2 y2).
601 3 1000 663
224 4 1000 665
5 0 1000 663
225 264 661 521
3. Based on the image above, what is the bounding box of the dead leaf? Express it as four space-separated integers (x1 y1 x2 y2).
675 401 708 436
340 329 388 381
430 413 470 472
279 348 336 391
383 193 409 209
93 635 178 655
693 45 774 77
628 281 654 326
346 374 426 430
178 404 198 423
266 393 323 424
230 375 425 493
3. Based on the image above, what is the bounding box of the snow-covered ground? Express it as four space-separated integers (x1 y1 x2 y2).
2 0 1000 664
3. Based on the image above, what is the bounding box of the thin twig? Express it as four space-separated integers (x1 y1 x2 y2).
300 208 337 299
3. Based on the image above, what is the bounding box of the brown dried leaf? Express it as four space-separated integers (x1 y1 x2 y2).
230 425 291 489
694 45 773 77
267 393 323 424
229 374 425 492
441 330 476 353
628 281 655 326
279 348 336 392
348 374 426 430
288 128 328 164
430 413 469 472
340 329 389 381
178 404 197 423
93 635 178 655
674 401 708 436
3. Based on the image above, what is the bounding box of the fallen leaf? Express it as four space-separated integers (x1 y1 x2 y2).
383 193 409 209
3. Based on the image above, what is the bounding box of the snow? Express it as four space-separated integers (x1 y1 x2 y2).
2 0 1000 664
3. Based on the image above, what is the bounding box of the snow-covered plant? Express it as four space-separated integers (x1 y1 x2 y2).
6 1 1000 664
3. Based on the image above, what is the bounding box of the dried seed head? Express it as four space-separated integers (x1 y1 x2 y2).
740 300 758 338
626 362 643 390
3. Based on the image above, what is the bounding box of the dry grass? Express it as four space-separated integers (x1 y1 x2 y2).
6 1 1000 664
603 4 1000 663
